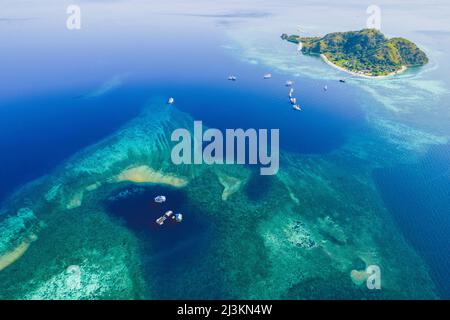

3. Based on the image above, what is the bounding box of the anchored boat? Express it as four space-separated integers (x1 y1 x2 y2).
155 210 173 226
155 210 183 226
154 195 166 203
173 213 183 223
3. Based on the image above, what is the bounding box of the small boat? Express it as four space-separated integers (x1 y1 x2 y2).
285 80 294 87
164 210 173 218
167 97 174 104
156 210 181 226
290 97 297 105
228 75 237 81
288 88 294 98
339 79 346 83
173 213 183 223
154 195 166 203
324 85 328 91
156 210 174 226
292 104 302 111
263 73 272 79
156 216 167 226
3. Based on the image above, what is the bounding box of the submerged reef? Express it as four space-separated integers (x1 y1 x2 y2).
0 208 41 272
0 99 439 299
217 171 248 201
0 99 191 299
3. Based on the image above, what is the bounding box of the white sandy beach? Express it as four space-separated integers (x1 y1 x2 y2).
320 54 407 79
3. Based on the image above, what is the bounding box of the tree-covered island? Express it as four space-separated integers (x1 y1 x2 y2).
281 29 428 77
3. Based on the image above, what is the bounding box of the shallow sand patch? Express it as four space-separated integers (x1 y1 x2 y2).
217 173 244 201
350 269 368 286
66 191 84 210
86 182 101 192
0 234 37 272
116 165 188 188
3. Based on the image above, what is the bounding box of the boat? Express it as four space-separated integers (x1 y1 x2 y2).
285 80 293 87
156 216 167 226
173 213 183 223
156 210 181 226
324 85 328 91
154 195 166 203
228 75 237 81
164 210 173 218
167 97 174 104
290 97 297 105
156 210 173 226
263 73 272 79
292 104 302 111
288 88 294 97
339 79 346 83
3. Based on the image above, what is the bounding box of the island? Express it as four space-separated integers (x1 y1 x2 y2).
281 29 428 78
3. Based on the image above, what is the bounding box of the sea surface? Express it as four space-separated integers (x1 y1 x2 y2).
0 0 449 299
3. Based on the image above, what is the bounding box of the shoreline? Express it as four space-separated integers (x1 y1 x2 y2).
320 54 407 79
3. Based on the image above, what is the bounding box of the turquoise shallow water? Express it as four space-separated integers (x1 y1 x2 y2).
0 0 449 299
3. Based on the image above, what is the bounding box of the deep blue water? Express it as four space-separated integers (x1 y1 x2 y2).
152 72 364 155
106 185 210 255
374 144 450 299
0 89 145 202
0 32 364 202
105 184 218 299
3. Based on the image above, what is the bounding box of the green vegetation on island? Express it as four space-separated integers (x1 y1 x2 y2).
281 29 428 77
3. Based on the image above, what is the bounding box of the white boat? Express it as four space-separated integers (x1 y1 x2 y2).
263 73 272 79
156 216 167 226
290 97 297 104
167 97 174 105
164 210 173 218
154 195 166 203
286 80 293 87
228 75 237 81
289 88 294 97
156 210 181 226
173 213 183 223
324 85 328 91
292 104 302 111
